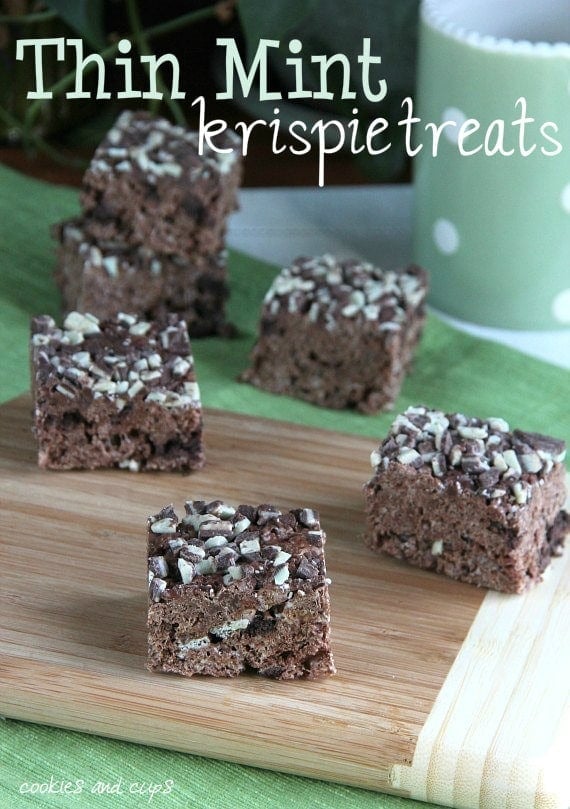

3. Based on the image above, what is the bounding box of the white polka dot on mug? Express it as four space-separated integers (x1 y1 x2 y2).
433 218 460 255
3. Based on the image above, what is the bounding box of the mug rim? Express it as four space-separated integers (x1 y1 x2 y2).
422 0 570 57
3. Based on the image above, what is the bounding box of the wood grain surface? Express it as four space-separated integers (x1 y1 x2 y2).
0 395 568 807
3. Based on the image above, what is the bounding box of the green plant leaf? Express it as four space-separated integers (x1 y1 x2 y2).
237 0 318 57
44 0 106 50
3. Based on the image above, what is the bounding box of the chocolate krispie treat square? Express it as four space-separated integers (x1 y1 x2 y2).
53 218 230 338
80 110 242 255
241 256 428 414
31 312 204 472
147 500 335 679
364 406 568 593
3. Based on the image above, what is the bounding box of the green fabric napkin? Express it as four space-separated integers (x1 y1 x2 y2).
0 163 568 809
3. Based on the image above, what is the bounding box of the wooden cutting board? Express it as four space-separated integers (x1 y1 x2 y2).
0 395 568 809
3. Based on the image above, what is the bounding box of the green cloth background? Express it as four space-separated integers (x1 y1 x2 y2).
0 163 568 809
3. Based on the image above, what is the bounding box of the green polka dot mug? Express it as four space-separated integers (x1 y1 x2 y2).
413 0 570 329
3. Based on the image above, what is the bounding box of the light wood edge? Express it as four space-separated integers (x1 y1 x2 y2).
389 477 570 809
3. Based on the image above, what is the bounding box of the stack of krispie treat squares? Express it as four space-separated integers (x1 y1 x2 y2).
53 110 242 337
